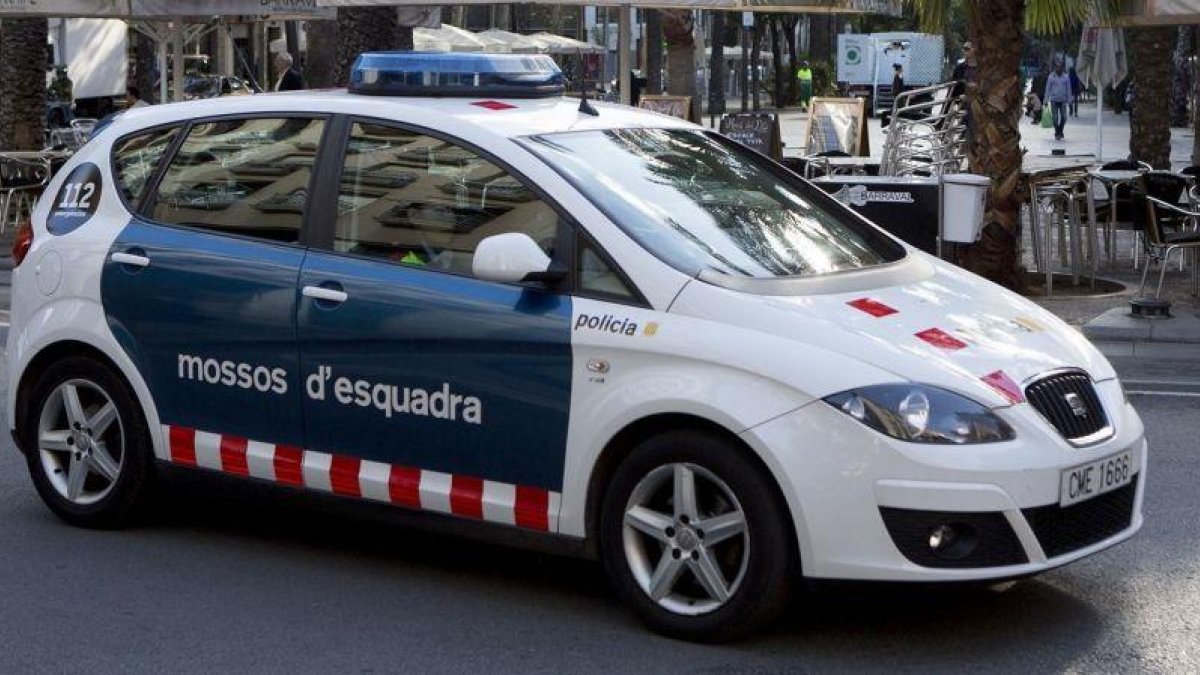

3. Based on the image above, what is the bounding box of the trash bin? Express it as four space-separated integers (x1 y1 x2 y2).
941 173 991 243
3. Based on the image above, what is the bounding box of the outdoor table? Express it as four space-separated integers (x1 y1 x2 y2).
1086 168 1144 268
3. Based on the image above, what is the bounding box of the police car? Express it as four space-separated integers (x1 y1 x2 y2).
6 53 1144 641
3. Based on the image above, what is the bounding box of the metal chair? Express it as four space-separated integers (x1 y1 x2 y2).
0 155 50 234
1134 173 1200 299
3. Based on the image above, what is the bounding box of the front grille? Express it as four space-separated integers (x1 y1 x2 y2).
879 508 1029 569
1022 477 1137 558
1025 371 1110 443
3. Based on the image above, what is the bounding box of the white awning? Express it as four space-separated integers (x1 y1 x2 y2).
528 32 605 55
476 29 550 55
317 0 901 15
1111 0 1200 26
0 0 334 18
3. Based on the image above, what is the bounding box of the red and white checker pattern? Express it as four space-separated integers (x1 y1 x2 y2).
163 425 559 532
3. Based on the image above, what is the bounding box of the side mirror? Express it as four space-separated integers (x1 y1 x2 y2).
472 233 564 284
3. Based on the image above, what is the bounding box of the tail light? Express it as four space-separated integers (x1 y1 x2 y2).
12 219 34 267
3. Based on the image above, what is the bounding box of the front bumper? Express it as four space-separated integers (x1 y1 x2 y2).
741 378 1146 581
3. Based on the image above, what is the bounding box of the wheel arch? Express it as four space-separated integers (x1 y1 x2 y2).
584 412 799 570
14 340 141 455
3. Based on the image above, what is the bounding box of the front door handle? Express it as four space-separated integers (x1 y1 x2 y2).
110 251 150 268
302 285 348 304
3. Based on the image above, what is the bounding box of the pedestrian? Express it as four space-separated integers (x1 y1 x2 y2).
1025 89 1043 124
796 60 813 111
1068 65 1083 117
125 85 149 109
1043 59 1071 140
274 52 305 92
891 63 904 99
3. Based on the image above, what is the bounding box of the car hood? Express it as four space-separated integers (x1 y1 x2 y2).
668 252 1115 408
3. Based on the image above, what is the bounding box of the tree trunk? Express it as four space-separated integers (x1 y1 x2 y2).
1169 26 1192 128
305 20 338 89
646 9 663 95
1128 26 1174 169
751 15 763 110
708 11 727 116
808 13 832 63
769 17 785 108
663 10 697 120
1193 28 1200 165
335 8 401 86
0 18 48 152
133 30 158 104
957 0 1025 289
783 16 799 107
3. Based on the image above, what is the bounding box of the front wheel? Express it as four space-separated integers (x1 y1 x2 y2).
22 356 154 528
600 430 795 641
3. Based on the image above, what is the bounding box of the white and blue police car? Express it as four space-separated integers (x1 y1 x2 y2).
6 53 1144 641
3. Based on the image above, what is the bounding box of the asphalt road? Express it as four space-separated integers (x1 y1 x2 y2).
0 341 1197 673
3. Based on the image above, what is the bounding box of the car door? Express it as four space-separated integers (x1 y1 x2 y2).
295 119 574 526
101 115 328 462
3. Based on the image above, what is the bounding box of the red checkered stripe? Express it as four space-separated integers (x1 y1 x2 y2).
162 425 559 532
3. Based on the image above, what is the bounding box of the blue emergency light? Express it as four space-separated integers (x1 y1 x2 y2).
349 52 565 98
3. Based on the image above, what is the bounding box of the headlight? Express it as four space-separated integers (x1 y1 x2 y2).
824 384 1015 444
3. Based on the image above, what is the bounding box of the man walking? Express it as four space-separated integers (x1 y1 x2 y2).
1044 60 1071 140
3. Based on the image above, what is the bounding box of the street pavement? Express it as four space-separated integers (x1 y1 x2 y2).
0 316 1198 672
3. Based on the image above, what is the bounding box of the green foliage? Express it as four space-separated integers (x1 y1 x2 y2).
809 59 837 97
906 0 1116 36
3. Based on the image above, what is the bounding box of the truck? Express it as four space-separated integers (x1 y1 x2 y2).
46 18 129 124
836 32 945 116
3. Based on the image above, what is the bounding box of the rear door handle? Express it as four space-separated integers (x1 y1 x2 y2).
302 285 348 304
110 252 150 268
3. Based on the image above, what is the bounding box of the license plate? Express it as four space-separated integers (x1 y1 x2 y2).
1059 449 1134 507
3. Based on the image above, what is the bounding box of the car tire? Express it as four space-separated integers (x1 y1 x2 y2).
599 430 795 642
22 356 154 528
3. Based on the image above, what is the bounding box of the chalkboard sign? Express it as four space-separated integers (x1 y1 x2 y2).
803 97 869 157
718 113 782 160
638 95 694 122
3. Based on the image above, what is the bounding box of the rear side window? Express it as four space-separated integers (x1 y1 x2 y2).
147 117 326 243
112 126 179 206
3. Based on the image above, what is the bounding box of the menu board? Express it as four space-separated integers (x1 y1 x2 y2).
638 95 694 122
718 113 782 160
803 97 869 157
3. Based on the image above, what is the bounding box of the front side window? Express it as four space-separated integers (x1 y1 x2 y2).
333 122 560 277
523 128 905 278
112 125 179 206
148 117 325 243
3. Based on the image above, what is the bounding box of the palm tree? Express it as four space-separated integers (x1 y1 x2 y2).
333 7 408 86
0 18 49 152
305 19 338 89
911 1 1110 288
663 10 699 121
1128 26 1175 168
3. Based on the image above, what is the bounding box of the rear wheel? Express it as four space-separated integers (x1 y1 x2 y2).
22 356 154 528
600 430 794 641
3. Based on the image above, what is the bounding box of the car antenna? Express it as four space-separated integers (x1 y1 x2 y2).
577 49 599 117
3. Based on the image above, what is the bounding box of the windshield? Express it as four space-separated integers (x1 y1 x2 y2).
523 128 905 278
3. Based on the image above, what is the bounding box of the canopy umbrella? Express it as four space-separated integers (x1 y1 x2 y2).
476 29 550 55
1077 17 1127 163
318 0 902 103
528 32 605 55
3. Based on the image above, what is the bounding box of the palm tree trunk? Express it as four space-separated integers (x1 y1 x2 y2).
783 16 799 107
957 0 1025 289
1169 26 1191 128
663 9 697 120
335 7 400 86
1128 26 1174 168
769 17 785 108
305 20 338 89
0 18 48 152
